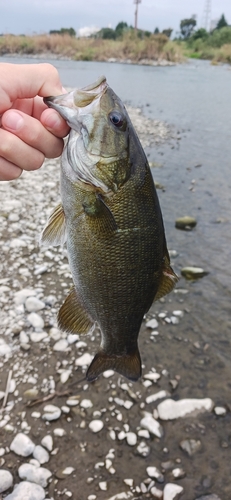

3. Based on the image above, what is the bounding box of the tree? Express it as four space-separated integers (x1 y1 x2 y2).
180 18 197 39
98 27 116 40
115 21 128 37
154 27 159 34
191 28 208 40
162 28 173 38
216 14 228 30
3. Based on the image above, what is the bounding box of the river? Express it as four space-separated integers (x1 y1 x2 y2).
1 56 231 498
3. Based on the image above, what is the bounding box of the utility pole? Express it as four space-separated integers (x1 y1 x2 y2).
202 0 212 31
134 0 142 30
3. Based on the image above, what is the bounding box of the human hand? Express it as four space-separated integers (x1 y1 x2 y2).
0 63 70 181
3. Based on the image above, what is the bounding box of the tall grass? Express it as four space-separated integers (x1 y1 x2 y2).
184 26 231 63
0 33 183 63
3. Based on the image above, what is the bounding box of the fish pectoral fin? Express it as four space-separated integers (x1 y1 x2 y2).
83 194 117 235
58 287 94 334
86 349 141 382
40 203 66 247
154 253 179 302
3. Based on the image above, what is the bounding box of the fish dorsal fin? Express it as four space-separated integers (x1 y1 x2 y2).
154 252 179 302
86 349 141 382
40 203 66 247
58 287 94 334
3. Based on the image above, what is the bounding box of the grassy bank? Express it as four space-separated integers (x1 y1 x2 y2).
0 33 183 63
183 26 231 64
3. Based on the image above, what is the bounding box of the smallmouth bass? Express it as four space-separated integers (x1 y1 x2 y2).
42 76 178 381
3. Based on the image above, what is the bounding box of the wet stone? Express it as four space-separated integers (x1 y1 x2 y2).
180 438 202 456
181 267 208 280
4 481 45 500
10 433 35 457
175 216 197 230
0 469 13 493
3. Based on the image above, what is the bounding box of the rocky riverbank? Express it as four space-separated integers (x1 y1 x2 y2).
0 108 227 500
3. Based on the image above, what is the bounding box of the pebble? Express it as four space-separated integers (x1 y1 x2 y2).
163 483 183 500
126 432 137 446
147 466 164 483
30 332 48 343
150 486 163 499
60 369 71 384
106 493 133 500
180 438 202 456
146 390 170 404
42 404 61 421
53 428 66 437
146 318 159 329
18 463 52 487
140 412 164 438
4 481 45 500
136 441 150 457
25 297 45 312
175 216 197 230
157 398 213 420
172 468 185 479
181 266 208 280
80 399 93 409
0 470 13 493
144 372 161 382
89 419 104 433
27 312 44 329
75 352 93 366
214 406 227 416
41 435 53 451
53 339 68 351
0 341 11 356
33 445 49 464
10 433 35 457
14 289 36 305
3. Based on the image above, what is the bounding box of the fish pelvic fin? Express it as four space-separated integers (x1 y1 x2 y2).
40 203 66 247
58 287 94 334
154 251 179 302
86 349 142 382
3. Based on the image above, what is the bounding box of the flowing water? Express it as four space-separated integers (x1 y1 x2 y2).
1 56 231 498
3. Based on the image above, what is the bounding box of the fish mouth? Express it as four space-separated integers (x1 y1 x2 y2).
43 75 107 123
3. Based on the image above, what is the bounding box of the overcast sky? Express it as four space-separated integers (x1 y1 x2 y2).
0 0 230 35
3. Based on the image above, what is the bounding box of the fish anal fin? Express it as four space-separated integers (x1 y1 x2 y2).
86 349 141 382
58 287 94 334
40 203 66 247
154 254 179 302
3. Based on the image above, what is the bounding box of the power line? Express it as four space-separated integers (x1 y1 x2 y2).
202 0 212 31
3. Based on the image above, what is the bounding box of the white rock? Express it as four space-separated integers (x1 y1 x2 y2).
157 398 214 420
66 397 79 407
146 390 170 404
33 445 49 464
19 331 29 344
144 372 161 382
103 370 115 378
14 289 36 305
124 479 134 487
137 429 150 439
99 481 107 491
4 481 45 500
27 313 44 329
31 412 41 419
146 466 164 482
150 486 163 499
41 435 53 451
62 467 75 475
18 463 52 487
42 405 61 421
140 412 164 438
89 420 104 433
75 352 93 367
80 399 93 409
0 391 5 400
126 432 137 446
60 370 71 384
0 342 11 356
146 318 159 329
34 265 48 275
30 332 48 343
173 310 184 318
10 433 35 457
136 441 150 457
53 428 66 437
106 492 133 500
0 470 13 493
67 333 79 344
163 483 183 500
49 327 61 341
214 406 227 416
53 339 68 351
25 297 45 312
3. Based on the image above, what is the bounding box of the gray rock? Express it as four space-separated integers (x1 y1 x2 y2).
147 466 164 483
157 398 213 420
4 481 45 500
25 297 45 312
18 463 52 487
0 469 13 493
180 438 202 456
27 312 44 329
10 433 35 457
14 289 36 305
175 216 197 230
181 267 208 280
163 483 184 500
33 445 49 464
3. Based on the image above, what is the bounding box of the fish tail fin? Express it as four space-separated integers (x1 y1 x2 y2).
86 349 142 382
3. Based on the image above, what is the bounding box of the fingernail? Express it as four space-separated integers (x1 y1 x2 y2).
3 110 24 131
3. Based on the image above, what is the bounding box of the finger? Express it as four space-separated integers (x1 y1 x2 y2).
40 108 70 138
0 63 63 113
0 157 22 181
2 110 64 159
0 127 45 171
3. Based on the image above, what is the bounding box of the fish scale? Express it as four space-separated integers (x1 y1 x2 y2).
42 76 178 381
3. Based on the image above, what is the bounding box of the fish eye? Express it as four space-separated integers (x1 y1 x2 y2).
109 111 125 128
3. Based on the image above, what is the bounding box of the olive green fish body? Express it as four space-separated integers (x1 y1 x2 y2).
42 77 178 381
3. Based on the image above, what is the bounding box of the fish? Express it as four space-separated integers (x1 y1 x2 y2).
41 76 178 382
